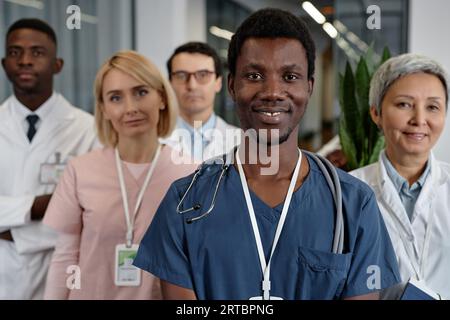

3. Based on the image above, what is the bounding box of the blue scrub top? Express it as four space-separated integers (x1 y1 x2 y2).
134 153 401 300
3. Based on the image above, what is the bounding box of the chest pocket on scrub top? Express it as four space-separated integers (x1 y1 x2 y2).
297 246 352 299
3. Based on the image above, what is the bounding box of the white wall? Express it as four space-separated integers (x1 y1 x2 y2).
409 0 450 162
135 0 206 75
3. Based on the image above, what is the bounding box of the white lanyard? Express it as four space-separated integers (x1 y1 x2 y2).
115 144 162 247
236 148 302 300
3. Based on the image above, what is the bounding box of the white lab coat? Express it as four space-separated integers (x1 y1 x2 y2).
0 93 97 299
160 115 241 163
351 151 450 298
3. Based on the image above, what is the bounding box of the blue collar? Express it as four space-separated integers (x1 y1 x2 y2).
177 113 217 140
381 151 431 193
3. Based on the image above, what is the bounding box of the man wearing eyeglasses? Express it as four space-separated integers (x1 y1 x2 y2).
163 42 240 163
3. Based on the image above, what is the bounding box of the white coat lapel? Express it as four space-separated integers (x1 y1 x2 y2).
0 98 30 148
412 157 436 226
410 153 444 260
376 153 415 238
377 152 432 277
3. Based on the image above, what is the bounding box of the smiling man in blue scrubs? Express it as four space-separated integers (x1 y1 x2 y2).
134 8 401 300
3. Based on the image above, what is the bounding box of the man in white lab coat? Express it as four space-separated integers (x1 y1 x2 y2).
0 19 97 299
163 42 240 163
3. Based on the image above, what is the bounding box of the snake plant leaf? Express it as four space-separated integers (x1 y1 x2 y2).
338 46 390 170
342 61 364 159
338 73 345 111
339 117 357 170
381 46 391 65
364 44 376 74
368 135 385 164
367 115 379 150
355 58 371 135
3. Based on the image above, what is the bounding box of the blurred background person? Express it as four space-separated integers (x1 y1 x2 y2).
43 51 197 299
163 42 240 163
0 18 96 300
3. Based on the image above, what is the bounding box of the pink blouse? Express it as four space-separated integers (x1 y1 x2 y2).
43 145 197 299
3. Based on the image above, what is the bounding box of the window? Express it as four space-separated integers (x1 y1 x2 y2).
0 0 134 113
206 0 251 127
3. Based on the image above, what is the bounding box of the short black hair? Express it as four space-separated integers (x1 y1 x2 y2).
167 42 223 79
228 8 316 80
6 18 57 46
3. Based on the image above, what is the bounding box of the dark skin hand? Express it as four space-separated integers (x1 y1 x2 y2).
0 230 14 242
344 292 380 300
1 28 63 111
161 281 380 300
30 194 52 220
162 281 196 300
0 194 52 242
326 149 348 171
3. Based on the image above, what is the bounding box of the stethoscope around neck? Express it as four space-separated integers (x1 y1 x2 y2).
176 149 345 255
176 157 231 224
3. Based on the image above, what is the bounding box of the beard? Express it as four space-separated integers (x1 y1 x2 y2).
255 126 293 146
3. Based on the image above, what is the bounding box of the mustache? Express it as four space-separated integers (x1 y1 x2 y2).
250 101 292 112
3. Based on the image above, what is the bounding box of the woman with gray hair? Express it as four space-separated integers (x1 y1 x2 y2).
352 53 449 299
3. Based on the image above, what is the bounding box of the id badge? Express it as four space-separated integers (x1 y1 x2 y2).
114 244 141 287
40 163 66 185
249 296 283 300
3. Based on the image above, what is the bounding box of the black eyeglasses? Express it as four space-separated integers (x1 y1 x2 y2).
171 70 216 84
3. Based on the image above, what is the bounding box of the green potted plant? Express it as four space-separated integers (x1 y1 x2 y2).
338 47 391 171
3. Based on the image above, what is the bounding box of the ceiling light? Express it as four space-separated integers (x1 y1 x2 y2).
323 22 338 38
302 1 326 24
209 26 234 41
4 0 43 10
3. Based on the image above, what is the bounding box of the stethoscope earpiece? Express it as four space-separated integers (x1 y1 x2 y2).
177 158 230 223
185 204 202 223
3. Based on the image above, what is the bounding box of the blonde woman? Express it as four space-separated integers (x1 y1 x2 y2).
43 51 197 299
